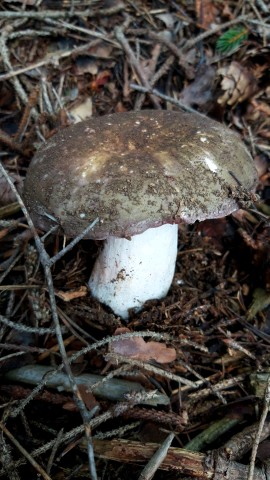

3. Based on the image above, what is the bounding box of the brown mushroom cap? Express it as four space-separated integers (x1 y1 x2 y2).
23 110 257 240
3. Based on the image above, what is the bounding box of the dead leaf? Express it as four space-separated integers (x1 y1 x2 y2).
77 384 99 411
69 97 93 123
179 64 216 109
6 0 36 4
195 0 219 29
90 70 111 92
218 61 258 106
111 328 176 364
156 13 176 30
247 288 270 320
63 385 98 412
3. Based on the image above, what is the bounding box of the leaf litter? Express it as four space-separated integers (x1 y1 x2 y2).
0 1 270 479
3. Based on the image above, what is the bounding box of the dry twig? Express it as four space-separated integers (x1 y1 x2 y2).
83 438 268 479
0 162 98 480
248 377 270 480
114 26 161 110
0 421 52 480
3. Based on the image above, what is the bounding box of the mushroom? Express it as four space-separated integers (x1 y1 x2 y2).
23 110 257 319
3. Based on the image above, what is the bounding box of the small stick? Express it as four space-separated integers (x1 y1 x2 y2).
0 421 52 480
106 353 197 387
139 433 175 480
0 162 98 480
255 0 269 13
182 15 250 52
223 420 270 462
127 28 185 62
0 202 21 218
185 416 243 452
0 28 29 106
0 392 167 477
15 87 39 142
44 18 119 47
47 218 99 267
114 27 161 110
9 331 175 419
247 377 270 480
134 44 161 110
46 429 64 475
84 438 267 479
0 128 24 154
5 364 170 404
0 5 125 19
0 314 66 335
0 36 118 83
129 83 206 116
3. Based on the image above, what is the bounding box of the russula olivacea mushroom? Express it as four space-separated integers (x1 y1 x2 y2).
23 110 258 319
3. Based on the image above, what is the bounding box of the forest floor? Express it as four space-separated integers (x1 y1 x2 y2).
0 1 270 479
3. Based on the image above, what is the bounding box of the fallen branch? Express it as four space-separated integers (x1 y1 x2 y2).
84 438 268 480
4 364 170 405
0 4 124 20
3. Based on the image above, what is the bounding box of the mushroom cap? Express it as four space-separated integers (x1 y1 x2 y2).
23 110 257 240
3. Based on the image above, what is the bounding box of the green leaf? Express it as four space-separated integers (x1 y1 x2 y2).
216 26 248 54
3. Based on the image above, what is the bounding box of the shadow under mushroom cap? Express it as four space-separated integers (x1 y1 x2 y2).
23 109 258 240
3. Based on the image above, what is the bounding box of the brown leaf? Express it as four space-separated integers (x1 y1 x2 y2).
63 384 99 412
90 70 111 92
218 61 258 106
111 328 176 364
195 0 219 29
77 384 99 411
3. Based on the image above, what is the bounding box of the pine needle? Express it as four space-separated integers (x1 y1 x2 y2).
216 26 249 54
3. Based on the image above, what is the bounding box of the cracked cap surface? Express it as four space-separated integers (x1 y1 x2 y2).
23 109 258 239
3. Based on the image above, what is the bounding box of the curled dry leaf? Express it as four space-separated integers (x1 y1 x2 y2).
156 13 176 30
90 70 111 92
111 327 176 364
218 61 258 106
0 170 23 206
69 97 93 123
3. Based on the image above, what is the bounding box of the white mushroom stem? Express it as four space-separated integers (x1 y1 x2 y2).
89 224 178 319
